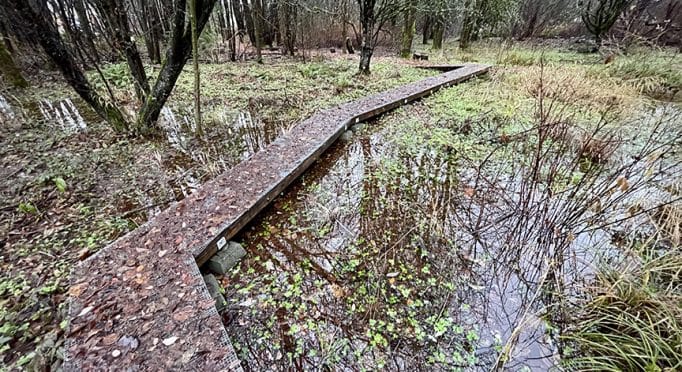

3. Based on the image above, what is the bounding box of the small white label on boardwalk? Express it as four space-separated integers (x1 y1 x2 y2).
217 237 227 250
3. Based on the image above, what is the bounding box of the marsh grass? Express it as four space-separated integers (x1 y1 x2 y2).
562 246 682 371
590 53 682 100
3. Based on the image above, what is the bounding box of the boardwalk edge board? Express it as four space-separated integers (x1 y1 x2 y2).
64 63 490 370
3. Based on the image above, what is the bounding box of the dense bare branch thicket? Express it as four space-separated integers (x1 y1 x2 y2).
612 0 682 47
513 0 576 39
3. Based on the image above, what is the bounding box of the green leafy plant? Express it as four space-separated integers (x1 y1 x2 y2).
17 202 38 215
53 177 67 193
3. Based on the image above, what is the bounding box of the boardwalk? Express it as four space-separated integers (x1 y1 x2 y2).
64 63 490 370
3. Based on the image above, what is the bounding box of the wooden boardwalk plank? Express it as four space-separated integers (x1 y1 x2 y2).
64 64 490 370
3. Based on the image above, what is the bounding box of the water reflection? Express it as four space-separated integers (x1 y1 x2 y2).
156 105 290 202
0 94 16 121
225 127 565 370
38 98 86 131
224 106 681 371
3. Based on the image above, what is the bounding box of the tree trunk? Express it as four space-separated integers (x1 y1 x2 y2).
5 0 128 129
400 0 417 58
137 0 218 134
251 0 264 62
422 15 431 44
460 0 476 49
241 0 256 45
96 0 150 102
358 0 376 75
359 45 373 74
222 0 237 61
278 0 296 56
263 0 276 47
341 0 349 50
137 0 163 64
432 15 444 50
232 0 246 42
73 0 100 64
0 42 28 88
189 0 202 136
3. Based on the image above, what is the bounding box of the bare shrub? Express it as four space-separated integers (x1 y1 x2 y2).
454 61 682 368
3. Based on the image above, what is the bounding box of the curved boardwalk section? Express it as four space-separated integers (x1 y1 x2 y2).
64 63 490 370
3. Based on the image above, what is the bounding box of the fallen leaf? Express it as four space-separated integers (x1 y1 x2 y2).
172 307 194 322
77 248 91 261
102 333 119 346
331 284 345 298
616 176 629 192
162 336 178 346
68 283 88 297
78 306 93 317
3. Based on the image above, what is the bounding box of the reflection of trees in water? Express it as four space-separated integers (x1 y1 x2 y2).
228 108 682 371
234 110 273 158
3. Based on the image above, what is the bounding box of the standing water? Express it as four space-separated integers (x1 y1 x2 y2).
220 101 682 371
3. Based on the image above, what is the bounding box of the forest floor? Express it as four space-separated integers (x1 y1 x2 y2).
1 39 681 370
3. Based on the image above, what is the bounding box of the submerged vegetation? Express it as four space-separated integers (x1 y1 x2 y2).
218 44 682 370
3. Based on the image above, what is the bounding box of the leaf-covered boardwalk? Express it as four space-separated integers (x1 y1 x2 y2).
64 64 490 370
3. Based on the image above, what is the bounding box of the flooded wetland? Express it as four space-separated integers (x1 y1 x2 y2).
1 43 681 370
220 51 682 370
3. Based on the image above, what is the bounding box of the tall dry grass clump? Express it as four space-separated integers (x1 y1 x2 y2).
512 63 640 116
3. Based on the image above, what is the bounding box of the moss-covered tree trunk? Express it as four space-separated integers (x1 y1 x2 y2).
581 0 630 47
358 0 377 75
459 0 476 49
0 42 28 88
400 0 417 58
